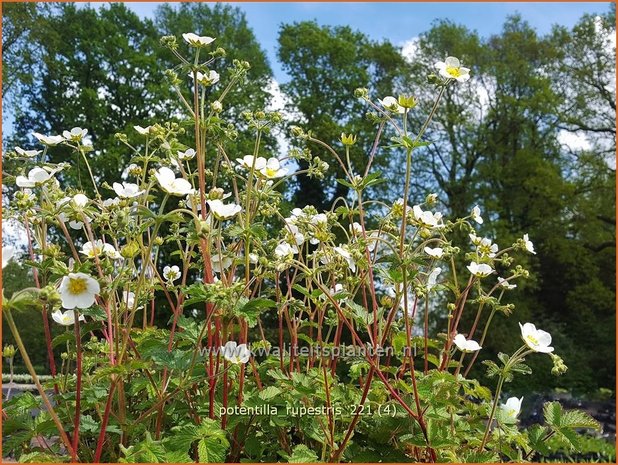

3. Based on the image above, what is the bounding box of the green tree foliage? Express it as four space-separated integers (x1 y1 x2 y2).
5 2 273 196
278 21 407 210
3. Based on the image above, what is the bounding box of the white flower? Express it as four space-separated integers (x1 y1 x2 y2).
62 127 88 142
311 213 328 225
379 96 405 114
523 234 536 254
350 222 363 235
236 155 267 171
497 277 517 290
413 205 443 228
211 253 233 273
275 242 297 258
182 32 215 47
207 199 242 220
471 205 483 224
134 125 153 136
33 132 65 146
467 261 494 277
102 197 121 208
163 265 181 283
211 100 223 112
220 341 250 364
113 182 144 198
15 147 41 158
434 56 470 82
427 267 442 290
191 70 220 86
248 253 259 264
476 237 498 258
334 246 356 272
284 223 305 246
72 193 89 208
51 309 86 326
155 167 193 196
519 322 554 353
453 334 482 352
58 273 100 309
260 158 288 179
80 240 121 260
122 291 136 308
424 246 444 258
2 246 15 268
500 396 523 423
16 167 54 188
176 148 196 161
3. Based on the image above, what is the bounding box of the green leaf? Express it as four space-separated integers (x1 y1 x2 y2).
287 444 318 463
234 297 276 327
259 386 282 400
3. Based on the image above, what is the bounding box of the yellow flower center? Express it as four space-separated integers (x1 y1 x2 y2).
265 167 278 178
446 66 462 78
68 277 88 295
526 335 539 346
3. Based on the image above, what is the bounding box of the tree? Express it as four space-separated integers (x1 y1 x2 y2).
278 21 407 210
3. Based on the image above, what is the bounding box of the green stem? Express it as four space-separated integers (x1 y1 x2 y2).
4 308 77 460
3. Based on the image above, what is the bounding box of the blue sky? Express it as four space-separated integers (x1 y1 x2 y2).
121 1 611 82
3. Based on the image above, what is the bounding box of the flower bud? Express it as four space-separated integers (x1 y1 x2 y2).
354 87 369 98
341 133 357 146
550 353 568 376
153 237 164 246
208 187 224 200
211 100 223 113
121 242 140 259
398 94 417 109
160 35 178 50
3 345 16 359
39 285 61 307
426 193 438 205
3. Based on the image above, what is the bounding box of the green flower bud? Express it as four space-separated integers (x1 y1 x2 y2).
160 35 178 50
341 133 357 146
354 87 369 98
3 344 16 359
121 242 140 259
398 94 417 109
153 237 164 246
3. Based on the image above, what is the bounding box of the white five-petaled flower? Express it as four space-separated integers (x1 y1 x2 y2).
113 182 144 198
155 167 194 196
182 32 215 47
379 96 405 114
453 334 482 352
176 148 196 160
274 242 297 258
497 277 517 290
413 205 443 228
51 309 86 326
519 322 554 353
434 56 471 82
500 396 523 423
122 291 136 308
207 199 242 220
191 70 220 86
62 127 88 142
334 246 356 272
134 125 154 136
2 246 15 268
260 158 288 179
163 265 181 283
236 155 267 171
15 147 41 158
58 272 100 309
523 234 536 254
33 132 65 146
424 246 444 258
16 167 54 188
467 261 494 277
427 267 442 290
80 240 121 260
211 253 233 273
471 205 483 224
220 341 250 364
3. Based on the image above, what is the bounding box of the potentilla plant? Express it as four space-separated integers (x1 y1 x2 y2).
1 32 601 464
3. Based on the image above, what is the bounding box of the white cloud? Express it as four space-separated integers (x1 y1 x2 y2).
400 37 419 62
557 129 591 152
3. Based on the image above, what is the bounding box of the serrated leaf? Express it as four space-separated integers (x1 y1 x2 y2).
287 444 318 463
